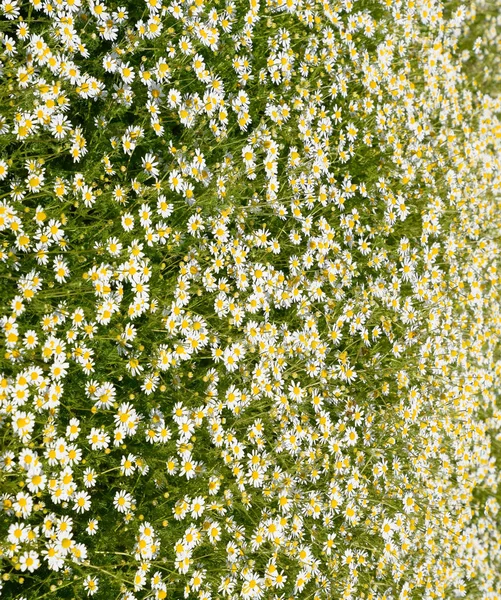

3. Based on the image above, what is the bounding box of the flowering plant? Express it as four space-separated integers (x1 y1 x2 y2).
1 0 501 599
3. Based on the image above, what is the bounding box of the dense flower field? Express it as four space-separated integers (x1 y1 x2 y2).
1 0 501 598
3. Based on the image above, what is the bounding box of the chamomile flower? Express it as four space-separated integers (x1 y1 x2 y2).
19 550 40 572
142 153 159 179
83 575 99 596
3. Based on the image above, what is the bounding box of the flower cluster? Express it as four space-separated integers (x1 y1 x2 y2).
1 0 501 598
